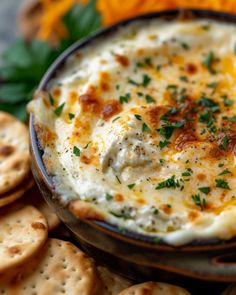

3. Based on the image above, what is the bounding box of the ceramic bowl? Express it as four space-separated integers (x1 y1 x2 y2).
30 9 236 286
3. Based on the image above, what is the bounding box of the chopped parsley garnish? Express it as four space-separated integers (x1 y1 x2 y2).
110 211 132 220
192 194 207 211
197 96 220 112
119 93 130 104
144 57 152 66
219 169 232 176
218 163 224 167
159 140 170 150
145 94 155 103
54 102 65 116
69 113 75 120
155 175 180 190
198 187 211 195
219 135 230 150
182 168 193 177
116 84 120 90
202 24 210 31
181 42 189 50
48 93 55 106
215 179 230 189
105 193 113 201
180 76 189 82
202 51 217 74
116 175 121 184
222 95 233 107
137 92 144 96
73 146 80 157
142 123 151 132
128 74 151 88
223 116 236 122
157 120 185 139
83 142 91 149
159 159 165 165
207 81 218 89
134 114 142 121
112 116 121 123
142 74 151 87
127 183 135 189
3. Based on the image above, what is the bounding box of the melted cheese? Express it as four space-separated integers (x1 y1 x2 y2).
30 19 236 245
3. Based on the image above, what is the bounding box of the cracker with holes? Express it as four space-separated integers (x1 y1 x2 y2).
21 186 60 230
0 238 102 295
0 204 48 273
118 281 191 295
0 174 34 208
98 266 132 295
0 111 30 195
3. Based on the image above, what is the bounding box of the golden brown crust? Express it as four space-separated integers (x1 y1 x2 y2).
118 281 191 295
69 200 105 220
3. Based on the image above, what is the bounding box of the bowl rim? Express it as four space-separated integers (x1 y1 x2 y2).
30 8 236 250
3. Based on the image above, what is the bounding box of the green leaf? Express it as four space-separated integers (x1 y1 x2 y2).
73 146 81 157
54 103 65 116
0 83 34 104
63 0 101 42
0 102 28 121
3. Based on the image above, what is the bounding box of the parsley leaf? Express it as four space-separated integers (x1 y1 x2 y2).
73 146 80 157
142 123 151 132
198 187 211 195
215 179 230 190
54 103 65 116
192 194 207 210
155 175 181 190
127 183 135 189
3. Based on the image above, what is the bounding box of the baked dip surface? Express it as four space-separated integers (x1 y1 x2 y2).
30 19 236 246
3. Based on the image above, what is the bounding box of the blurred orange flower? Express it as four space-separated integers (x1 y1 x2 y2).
38 0 236 43
97 0 236 25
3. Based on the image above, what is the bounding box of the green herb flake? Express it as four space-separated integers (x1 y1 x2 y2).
202 51 217 74
207 81 218 89
69 113 75 120
219 169 232 176
116 175 121 184
110 211 132 220
127 183 135 190
134 114 142 121
145 94 155 103
219 135 230 150
155 175 180 190
180 76 189 82
112 116 121 123
181 42 189 50
142 123 151 132
48 93 55 106
54 102 65 116
142 74 151 87
105 193 113 201
192 194 207 211
198 187 211 195
83 142 91 149
159 140 170 150
215 179 230 190
218 163 224 167
73 146 80 157
223 116 236 122
119 93 130 104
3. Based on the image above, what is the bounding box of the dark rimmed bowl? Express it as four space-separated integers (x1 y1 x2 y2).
30 9 236 286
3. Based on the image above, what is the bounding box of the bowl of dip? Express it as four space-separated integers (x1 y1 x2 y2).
29 9 236 284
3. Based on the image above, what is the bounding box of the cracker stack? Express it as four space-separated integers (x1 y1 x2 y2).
0 110 193 294
0 111 33 207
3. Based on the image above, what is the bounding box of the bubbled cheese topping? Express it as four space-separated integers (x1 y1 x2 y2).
30 19 236 245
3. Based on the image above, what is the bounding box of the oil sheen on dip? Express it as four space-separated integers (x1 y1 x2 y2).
30 19 236 246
